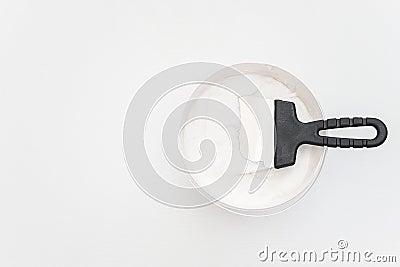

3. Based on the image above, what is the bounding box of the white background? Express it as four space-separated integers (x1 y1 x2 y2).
1 0 399 266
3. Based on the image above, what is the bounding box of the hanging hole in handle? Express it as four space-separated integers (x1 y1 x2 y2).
319 126 377 139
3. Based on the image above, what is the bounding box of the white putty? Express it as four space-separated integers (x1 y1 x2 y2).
180 64 326 215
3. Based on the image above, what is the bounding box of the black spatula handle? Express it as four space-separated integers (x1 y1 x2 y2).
274 100 388 169
316 117 387 148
